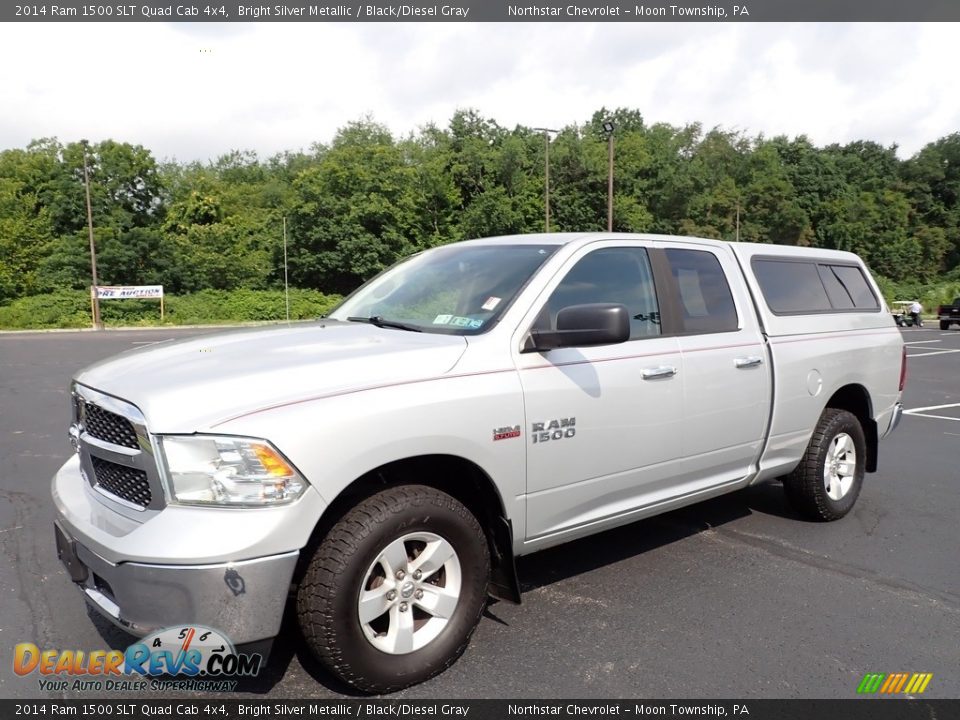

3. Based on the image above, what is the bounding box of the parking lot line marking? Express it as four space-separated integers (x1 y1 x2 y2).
907 349 960 358
904 402 960 414
904 340 941 345
905 413 960 422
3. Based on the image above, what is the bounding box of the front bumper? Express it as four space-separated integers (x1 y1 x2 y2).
52 455 323 644
55 521 297 643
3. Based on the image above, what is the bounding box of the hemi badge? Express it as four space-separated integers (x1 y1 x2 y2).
493 425 521 441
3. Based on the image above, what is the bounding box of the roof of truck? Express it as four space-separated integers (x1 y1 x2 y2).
456 233 864 264
457 232 725 247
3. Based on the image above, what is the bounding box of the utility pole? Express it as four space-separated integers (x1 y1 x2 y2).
81 140 102 330
533 127 558 232
602 121 616 231
736 200 740 241
283 216 290 323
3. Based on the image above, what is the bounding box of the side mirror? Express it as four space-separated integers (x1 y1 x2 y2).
525 303 630 352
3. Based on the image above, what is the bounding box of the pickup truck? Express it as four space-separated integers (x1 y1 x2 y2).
938 297 960 330
52 233 905 693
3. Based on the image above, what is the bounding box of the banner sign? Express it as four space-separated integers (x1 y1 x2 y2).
5 1 960 22
96 286 164 300
0 699 955 720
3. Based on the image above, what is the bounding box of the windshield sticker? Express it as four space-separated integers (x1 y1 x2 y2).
432 315 484 329
481 296 501 311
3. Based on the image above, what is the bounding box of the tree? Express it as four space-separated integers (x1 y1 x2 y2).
287 120 418 294
3 110 960 308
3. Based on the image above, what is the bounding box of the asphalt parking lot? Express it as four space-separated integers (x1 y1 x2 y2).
1 325 958 700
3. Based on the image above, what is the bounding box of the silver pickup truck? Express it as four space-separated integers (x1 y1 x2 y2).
52 233 905 692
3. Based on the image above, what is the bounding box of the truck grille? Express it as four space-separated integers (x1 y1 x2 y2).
73 384 164 514
80 399 140 449
91 456 152 507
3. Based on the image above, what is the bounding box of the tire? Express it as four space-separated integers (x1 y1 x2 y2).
942 321 951 331
782 408 866 522
297 485 490 694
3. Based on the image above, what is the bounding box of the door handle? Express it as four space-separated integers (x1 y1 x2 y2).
641 365 677 380
734 356 764 368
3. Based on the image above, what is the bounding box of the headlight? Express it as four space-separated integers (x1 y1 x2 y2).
158 435 308 506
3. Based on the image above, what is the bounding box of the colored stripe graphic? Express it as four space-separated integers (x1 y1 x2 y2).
857 673 885 693
879 674 898 693
892 673 909 693
914 674 933 694
858 672 932 694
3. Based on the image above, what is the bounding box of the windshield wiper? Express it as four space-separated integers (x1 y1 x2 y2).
346 316 422 332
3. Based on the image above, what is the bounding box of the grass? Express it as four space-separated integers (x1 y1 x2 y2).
0 289 342 330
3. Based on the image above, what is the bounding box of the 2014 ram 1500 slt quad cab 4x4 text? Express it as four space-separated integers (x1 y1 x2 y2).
52 233 905 693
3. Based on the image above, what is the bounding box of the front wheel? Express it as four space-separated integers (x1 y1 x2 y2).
297 485 490 694
783 408 866 521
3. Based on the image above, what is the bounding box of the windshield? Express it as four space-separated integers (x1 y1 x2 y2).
329 243 559 334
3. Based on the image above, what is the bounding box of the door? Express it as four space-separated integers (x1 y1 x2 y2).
658 243 770 485
514 243 684 541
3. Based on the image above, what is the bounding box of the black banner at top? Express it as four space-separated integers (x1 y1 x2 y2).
1 699 958 720
5 0 960 22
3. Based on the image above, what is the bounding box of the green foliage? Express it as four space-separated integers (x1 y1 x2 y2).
875 275 960 314
0 289 341 330
0 291 92 328
2 109 960 329
168 289 340 324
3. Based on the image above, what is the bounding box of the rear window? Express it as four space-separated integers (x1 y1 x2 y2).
752 258 879 314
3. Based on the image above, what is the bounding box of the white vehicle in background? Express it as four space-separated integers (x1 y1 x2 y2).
52 233 905 693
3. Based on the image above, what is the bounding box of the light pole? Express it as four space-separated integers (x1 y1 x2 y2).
533 127 558 232
81 140 102 330
283 216 290 323
602 121 615 232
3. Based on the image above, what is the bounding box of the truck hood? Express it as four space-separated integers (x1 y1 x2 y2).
75 321 468 433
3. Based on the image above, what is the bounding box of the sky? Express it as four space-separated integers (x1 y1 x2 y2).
1 22 958 163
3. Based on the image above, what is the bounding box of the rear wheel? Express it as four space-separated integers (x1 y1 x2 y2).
783 408 866 521
942 320 951 331
297 485 490 693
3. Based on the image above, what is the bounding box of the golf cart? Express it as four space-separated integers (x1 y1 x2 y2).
891 300 921 327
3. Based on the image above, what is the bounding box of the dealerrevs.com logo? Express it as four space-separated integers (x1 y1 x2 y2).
13 625 262 692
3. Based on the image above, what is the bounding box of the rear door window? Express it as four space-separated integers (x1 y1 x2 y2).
664 249 738 333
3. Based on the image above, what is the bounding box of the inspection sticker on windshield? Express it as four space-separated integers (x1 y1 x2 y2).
481 296 501 311
433 315 483 329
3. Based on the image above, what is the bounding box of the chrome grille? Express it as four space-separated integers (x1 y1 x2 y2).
72 383 164 516
91 456 152 507
80 399 139 449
